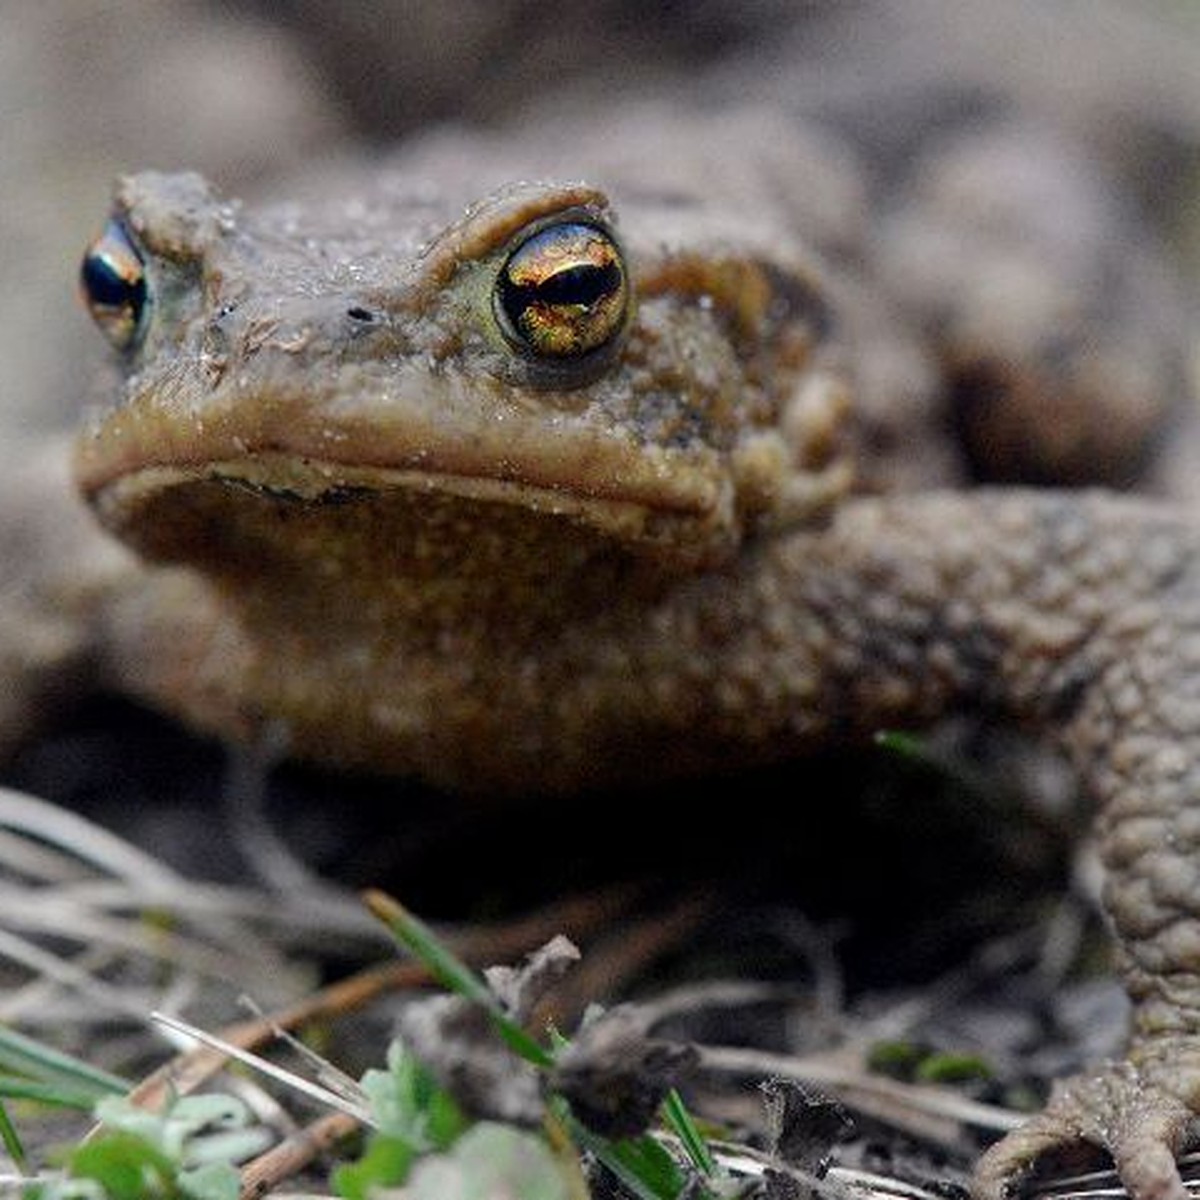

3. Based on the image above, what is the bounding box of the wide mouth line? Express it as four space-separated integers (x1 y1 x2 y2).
75 369 727 524
210 458 701 513
85 452 721 522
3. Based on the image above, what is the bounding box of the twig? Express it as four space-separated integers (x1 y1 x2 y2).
237 1110 358 1200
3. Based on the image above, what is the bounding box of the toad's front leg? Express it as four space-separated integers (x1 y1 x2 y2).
748 491 1200 1200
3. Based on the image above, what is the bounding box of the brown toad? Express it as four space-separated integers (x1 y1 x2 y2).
7 104 1200 1199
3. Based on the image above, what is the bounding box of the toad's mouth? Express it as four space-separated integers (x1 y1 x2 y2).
74 367 733 553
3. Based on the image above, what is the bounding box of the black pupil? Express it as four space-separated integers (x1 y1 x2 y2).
503 262 619 320
524 260 620 309
81 253 142 310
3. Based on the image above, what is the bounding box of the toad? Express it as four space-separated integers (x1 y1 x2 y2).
7 105 1200 1199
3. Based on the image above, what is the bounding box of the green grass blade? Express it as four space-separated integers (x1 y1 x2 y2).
661 1089 715 1177
363 891 555 1069
563 1110 692 1200
0 1099 26 1174
0 1075 108 1110
0 1025 128 1100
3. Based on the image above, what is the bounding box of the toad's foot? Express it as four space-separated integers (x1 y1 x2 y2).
974 1047 1200 1200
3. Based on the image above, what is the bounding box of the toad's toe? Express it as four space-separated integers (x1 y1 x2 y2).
973 1060 1195 1200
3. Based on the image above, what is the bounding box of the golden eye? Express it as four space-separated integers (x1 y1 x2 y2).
494 220 629 359
80 218 148 350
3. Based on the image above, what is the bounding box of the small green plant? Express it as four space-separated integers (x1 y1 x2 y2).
354 890 729 1200
3 896 729 1199
0 1021 129 1183
0 1022 128 1113
867 1038 993 1085
332 1039 468 1199
26 1092 271 1200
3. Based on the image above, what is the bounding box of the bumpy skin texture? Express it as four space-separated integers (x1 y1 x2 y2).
49 106 1200 1198
799 493 1200 1200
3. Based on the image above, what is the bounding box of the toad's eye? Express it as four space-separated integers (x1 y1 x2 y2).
80 219 148 351
494 220 628 359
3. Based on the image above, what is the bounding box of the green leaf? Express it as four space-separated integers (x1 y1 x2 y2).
177 1162 240 1200
91 1093 255 1164
333 1040 468 1197
41 1091 266 1199
367 1040 466 1147
332 1134 415 1200
914 1052 992 1085
405 1123 571 1200
424 1084 467 1150
865 1038 925 1080
66 1130 176 1200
